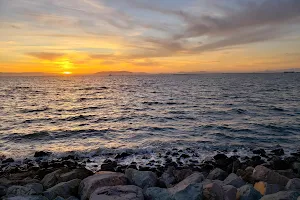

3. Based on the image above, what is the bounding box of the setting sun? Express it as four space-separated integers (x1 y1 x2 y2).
62 71 72 75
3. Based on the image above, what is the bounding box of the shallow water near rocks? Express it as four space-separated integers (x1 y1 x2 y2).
0 73 299 164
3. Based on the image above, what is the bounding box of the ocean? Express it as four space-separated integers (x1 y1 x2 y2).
0 73 299 165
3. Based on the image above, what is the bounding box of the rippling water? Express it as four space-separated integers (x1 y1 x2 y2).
0 74 299 159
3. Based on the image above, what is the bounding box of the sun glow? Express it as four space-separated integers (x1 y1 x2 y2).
62 71 72 75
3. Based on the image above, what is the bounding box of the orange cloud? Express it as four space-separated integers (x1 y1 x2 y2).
28 52 65 61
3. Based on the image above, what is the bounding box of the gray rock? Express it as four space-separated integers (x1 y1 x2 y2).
237 185 262 200
292 163 300 175
145 183 203 200
3 196 49 200
7 183 43 197
168 172 204 194
260 191 300 200
90 185 144 200
223 185 237 200
286 178 300 190
0 185 7 197
223 173 245 188
43 179 81 200
203 182 224 200
125 169 157 188
41 169 69 189
207 168 228 181
252 165 290 186
78 171 128 200
253 181 281 196
53 197 64 200
173 169 193 183
59 169 92 183
158 167 176 188
41 168 92 190
66 197 79 200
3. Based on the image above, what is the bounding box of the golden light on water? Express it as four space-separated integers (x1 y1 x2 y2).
62 71 72 75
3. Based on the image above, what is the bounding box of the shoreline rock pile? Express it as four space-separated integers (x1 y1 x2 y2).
0 148 300 199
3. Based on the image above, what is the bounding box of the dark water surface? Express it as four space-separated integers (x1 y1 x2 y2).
0 74 299 161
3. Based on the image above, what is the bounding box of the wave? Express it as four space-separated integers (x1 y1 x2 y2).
19 107 49 113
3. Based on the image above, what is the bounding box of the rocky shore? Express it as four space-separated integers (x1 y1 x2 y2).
1 148 300 200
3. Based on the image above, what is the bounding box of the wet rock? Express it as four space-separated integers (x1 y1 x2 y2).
214 154 228 160
223 173 245 188
44 179 81 200
78 171 128 200
145 183 203 200
237 185 262 200
207 168 228 181
271 148 284 156
34 151 51 157
41 168 69 189
0 186 7 197
158 167 176 188
260 191 300 200
203 182 224 200
252 148 266 156
3 195 49 200
252 165 290 186
41 168 92 189
286 178 300 190
271 157 290 170
66 197 79 200
173 169 193 183
223 185 237 200
254 181 281 195
59 168 93 183
179 154 190 159
168 172 204 194
292 162 300 175
6 183 43 197
2 158 14 164
53 197 64 200
90 185 144 200
125 169 157 189
275 169 298 179
101 160 117 171
115 152 131 159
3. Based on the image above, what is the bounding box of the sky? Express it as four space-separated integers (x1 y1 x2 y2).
0 0 300 74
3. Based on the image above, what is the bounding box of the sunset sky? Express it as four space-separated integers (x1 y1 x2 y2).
1 0 300 74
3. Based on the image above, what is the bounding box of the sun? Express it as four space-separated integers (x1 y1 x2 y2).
62 71 72 75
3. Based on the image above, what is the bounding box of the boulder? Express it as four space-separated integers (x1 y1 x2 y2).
90 185 144 200
223 173 245 188
66 197 79 200
41 168 92 189
158 167 176 188
173 169 193 183
260 191 300 200
145 183 203 200
237 185 262 200
58 168 93 183
207 168 228 181
223 185 237 200
168 172 204 194
34 151 51 157
0 186 7 197
125 169 157 188
286 178 300 190
254 181 281 195
3 196 48 200
6 183 43 197
78 171 128 200
41 169 69 189
252 165 290 186
203 182 224 200
44 179 81 200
